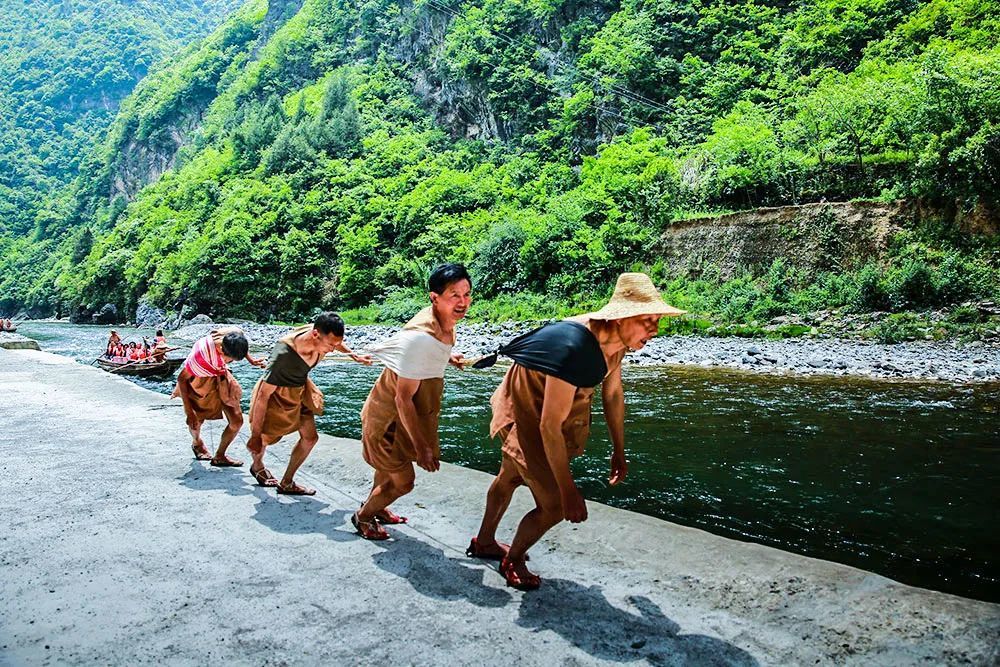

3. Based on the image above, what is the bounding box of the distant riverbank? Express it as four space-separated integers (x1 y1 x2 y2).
160 319 1000 384
21 316 1000 383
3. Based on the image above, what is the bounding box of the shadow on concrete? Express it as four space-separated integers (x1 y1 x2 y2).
517 579 759 665
370 534 513 608
176 461 256 497
248 487 356 543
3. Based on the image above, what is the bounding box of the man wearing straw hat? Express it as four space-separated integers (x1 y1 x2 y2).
467 273 685 590
173 327 265 465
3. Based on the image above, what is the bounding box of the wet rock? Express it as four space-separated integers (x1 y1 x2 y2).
135 301 166 328
91 303 118 324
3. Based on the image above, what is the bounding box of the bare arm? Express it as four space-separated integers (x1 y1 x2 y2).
539 376 587 522
245 352 266 368
335 341 373 366
601 364 628 485
394 376 439 472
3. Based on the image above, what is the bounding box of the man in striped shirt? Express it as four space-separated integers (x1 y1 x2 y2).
172 328 265 465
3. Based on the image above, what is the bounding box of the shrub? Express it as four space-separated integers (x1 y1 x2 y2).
850 263 888 311
884 258 936 310
375 287 428 323
869 312 926 343
470 222 527 297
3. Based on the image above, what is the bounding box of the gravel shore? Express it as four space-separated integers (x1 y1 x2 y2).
169 320 1000 384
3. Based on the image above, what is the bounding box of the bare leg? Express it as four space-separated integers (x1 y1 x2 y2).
212 404 244 465
507 506 563 561
279 414 319 490
504 485 564 582
474 458 523 555
358 465 415 523
187 416 211 459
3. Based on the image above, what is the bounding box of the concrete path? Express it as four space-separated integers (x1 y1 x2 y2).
1 348 997 666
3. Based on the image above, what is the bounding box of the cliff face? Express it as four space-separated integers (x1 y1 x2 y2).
656 201 997 279
103 0 303 202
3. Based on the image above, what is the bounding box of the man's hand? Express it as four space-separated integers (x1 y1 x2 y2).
560 485 588 523
249 356 266 369
609 450 628 486
246 435 263 455
351 353 374 366
415 445 440 472
448 353 465 370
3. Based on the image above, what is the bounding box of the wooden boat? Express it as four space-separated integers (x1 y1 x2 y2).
96 357 183 378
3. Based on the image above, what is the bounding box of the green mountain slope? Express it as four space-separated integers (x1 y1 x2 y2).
3 0 998 326
0 0 242 237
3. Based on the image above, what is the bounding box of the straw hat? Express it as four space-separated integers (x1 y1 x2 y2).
585 273 686 320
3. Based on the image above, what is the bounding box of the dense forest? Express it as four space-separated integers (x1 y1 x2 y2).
1 0 998 337
0 0 241 237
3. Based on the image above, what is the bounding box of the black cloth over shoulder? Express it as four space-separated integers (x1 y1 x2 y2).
472 320 607 388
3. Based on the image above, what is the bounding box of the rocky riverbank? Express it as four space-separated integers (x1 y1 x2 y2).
166 319 1000 384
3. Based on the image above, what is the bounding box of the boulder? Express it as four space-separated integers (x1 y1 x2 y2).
187 313 213 326
135 300 166 328
91 303 118 324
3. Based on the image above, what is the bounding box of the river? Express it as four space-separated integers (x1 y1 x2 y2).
17 321 1000 602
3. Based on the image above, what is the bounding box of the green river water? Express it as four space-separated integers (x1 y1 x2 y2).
17 322 1000 602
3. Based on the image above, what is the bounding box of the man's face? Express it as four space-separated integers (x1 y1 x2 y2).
617 314 662 350
312 331 344 355
431 278 472 324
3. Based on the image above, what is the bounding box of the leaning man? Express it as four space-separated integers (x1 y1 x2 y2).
469 273 685 590
353 264 471 539
173 327 265 466
247 312 371 495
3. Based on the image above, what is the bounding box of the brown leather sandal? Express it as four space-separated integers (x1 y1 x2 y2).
352 512 389 540
210 455 244 467
250 466 278 487
500 556 541 591
277 481 316 496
